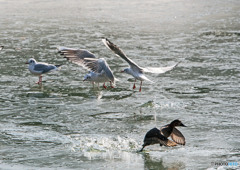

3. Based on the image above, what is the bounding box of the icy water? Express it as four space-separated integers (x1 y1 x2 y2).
0 0 240 169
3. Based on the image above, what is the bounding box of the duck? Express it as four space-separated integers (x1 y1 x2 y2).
160 119 186 145
140 119 186 152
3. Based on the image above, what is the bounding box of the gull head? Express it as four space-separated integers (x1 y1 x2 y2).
83 73 92 82
121 68 131 75
26 58 37 65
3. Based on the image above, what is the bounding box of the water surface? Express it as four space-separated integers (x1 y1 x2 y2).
0 0 240 169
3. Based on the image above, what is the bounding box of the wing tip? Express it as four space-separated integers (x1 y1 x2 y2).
102 38 112 50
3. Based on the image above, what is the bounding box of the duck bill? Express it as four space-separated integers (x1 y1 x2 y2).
180 123 187 127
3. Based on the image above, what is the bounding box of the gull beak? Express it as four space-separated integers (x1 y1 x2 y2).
120 70 124 73
25 62 29 64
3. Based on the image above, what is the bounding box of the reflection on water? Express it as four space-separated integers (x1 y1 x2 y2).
0 0 240 169
143 153 186 170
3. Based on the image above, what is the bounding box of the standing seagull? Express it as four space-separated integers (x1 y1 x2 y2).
102 38 180 92
57 46 117 88
0 46 4 50
26 58 61 84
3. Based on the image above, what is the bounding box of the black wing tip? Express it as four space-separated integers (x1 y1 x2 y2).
55 64 62 68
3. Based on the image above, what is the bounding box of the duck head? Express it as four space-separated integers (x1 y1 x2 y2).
170 119 186 127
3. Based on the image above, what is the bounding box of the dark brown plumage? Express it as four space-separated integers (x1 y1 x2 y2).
140 120 186 152
160 119 186 145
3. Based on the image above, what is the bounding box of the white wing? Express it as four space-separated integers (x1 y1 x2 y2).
143 61 180 74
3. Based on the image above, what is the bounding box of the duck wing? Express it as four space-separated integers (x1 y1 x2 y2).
160 124 172 138
143 128 177 147
170 127 186 145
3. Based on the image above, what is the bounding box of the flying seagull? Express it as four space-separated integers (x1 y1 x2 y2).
0 46 4 50
102 38 180 92
57 46 117 89
26 58 61 84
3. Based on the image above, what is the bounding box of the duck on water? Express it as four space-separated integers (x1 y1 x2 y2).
140 119 186 152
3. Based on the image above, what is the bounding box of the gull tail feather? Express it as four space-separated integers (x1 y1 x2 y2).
141 75 154 83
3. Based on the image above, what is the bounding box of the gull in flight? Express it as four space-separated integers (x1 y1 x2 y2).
26 58 61 84
102 38 180 92
0 46 4 50
57 46 117 89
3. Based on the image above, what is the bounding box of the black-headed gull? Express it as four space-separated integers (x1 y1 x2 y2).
0 46 4 50
102 38 180 92
57 46 117 89
26 58 61 84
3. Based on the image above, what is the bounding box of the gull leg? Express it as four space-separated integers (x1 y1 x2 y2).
36 75 42 84
139 81 142 92
110 81 114 88
92 82 95 88
103 83 107 89
133 79 136 89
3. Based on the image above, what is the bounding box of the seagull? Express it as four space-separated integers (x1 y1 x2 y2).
139 119 186 152
102 38 180 92
0 46 4 50
26 58 61 84
57 46 117 89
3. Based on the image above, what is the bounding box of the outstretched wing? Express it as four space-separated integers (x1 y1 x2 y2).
102 38 143 73
143 61 180 74
160 124 172 138
144 128 177 147
57 46 98 71
98 58 115 83
170 127 186 145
